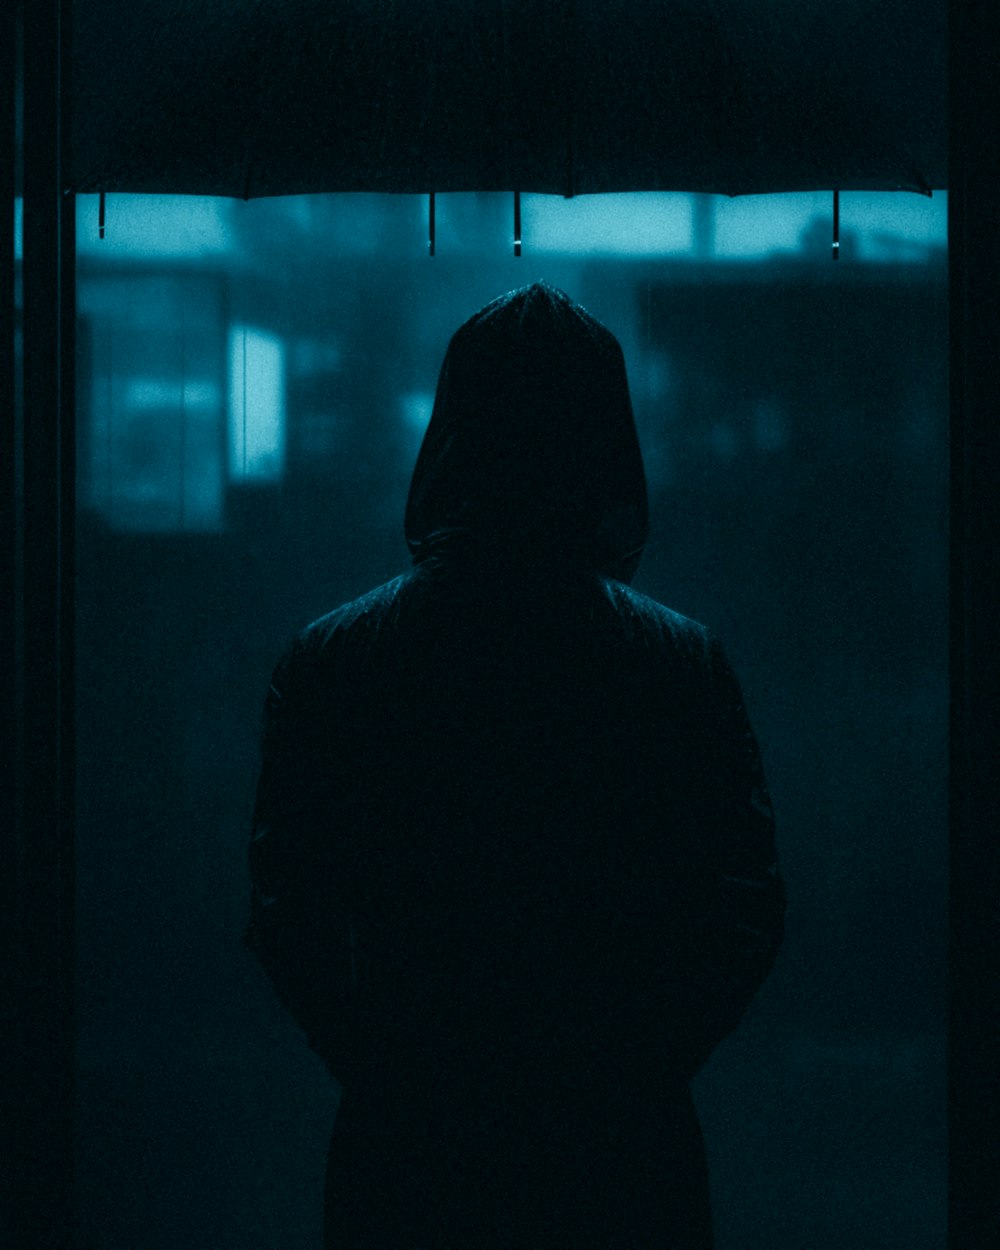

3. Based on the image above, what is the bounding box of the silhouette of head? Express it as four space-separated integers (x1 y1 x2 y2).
405 282 649 583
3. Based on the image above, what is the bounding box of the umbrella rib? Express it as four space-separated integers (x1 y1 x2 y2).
239 0 266 200
562 0 576 198
241 146 255 203
239 0 287 200
499 0 512 191
702 0 758 196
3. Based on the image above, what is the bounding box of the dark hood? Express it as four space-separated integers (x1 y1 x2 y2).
404 282 649 584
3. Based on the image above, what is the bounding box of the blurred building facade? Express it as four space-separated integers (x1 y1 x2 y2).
51 191 949 1250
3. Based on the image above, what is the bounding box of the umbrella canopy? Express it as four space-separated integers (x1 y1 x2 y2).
72 0 946 199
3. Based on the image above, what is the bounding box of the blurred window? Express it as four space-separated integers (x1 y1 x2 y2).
72 190 948 1250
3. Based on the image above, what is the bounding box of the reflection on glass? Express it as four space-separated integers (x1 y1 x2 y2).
78 273 226 531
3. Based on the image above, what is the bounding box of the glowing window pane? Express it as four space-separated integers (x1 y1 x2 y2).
229 325 286 481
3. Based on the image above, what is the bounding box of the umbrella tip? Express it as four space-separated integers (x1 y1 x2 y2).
832 189 839 261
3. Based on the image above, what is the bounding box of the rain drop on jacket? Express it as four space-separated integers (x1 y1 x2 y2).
245 282 786 1250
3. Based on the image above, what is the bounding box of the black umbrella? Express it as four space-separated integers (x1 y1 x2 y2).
72 0 946 199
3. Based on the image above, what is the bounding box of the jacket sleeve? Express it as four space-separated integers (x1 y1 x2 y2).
244 637 362 1069
671 635 786 1079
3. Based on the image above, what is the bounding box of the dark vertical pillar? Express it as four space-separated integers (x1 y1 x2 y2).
17 0 76 1245
948 1 1000 1247
1 0 16 816
1 15 20 1241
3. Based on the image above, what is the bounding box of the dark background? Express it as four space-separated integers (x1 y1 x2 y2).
69 195 948 1249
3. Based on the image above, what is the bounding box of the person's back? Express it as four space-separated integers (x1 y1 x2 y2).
246 284 785 1249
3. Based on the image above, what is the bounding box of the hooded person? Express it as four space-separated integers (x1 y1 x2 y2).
245 282 786 1250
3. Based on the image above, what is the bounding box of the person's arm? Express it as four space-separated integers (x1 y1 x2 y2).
244 638 361 1068
672 635 786 1079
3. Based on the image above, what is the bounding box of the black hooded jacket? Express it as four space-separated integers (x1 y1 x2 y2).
245 284 785 1223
